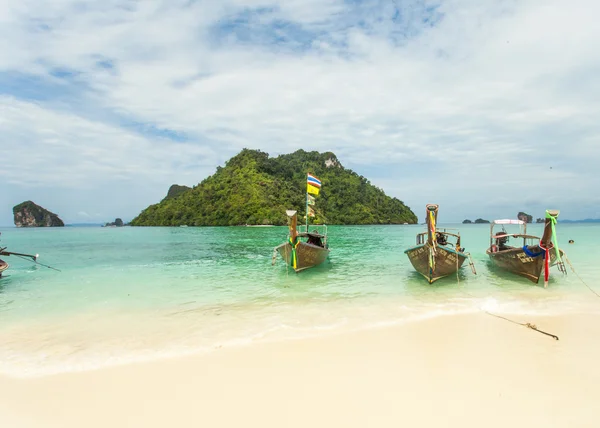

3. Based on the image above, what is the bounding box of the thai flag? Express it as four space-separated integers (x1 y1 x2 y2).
307 174 321 188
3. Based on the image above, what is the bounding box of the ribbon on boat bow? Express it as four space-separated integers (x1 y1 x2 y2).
288 236 300 269
546 210 562 263
538 210 562 288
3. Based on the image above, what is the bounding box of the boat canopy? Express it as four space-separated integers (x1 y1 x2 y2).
492 219 525 225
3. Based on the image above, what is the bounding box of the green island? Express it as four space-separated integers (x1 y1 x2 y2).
131 149 417 226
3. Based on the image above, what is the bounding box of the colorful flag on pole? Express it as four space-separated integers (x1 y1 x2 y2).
307 174 321 195
308 206 315 217
307 194 316 205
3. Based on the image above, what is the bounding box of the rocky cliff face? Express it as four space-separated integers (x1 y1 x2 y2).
517 212 533 223
104 218 125 227
13 201 65 227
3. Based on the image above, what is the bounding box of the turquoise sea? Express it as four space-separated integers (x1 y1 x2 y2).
0 223 598 377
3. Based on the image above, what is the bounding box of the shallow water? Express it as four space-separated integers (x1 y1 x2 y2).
0 223 597 377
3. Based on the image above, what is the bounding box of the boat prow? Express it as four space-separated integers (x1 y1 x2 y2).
275 239 330 273
405 244 468 283
486 210 567 286
405 204 475 283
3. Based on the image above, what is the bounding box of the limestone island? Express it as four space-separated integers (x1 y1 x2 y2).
517 212 533 223
13 201 64 227
130 149 418 226
462 218 490 224
103 218 125 227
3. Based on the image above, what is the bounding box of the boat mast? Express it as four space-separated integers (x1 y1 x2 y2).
305 175 309 232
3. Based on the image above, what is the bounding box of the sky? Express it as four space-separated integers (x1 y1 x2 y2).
1 0 599 226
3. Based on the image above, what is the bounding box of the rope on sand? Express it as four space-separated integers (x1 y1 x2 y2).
477 249 600 340
484 311 559 340
454 273 560 340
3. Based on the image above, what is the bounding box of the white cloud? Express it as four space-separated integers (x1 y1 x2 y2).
0 96 217 188
0 0 599 223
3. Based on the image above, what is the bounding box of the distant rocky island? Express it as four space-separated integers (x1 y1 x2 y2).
13 201 64 227
131 149 418 226
561 218 600 223
103 218 125 227
462 218 490 224
517 212 533 223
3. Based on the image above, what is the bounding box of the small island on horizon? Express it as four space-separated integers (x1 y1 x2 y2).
103 218 126 227
462 218 490 224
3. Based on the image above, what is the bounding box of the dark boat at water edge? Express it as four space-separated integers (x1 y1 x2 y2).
404 204 476 283
486 210 566 287
273 210 330 272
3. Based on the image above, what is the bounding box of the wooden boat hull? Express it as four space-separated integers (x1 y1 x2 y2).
0 259 8 277
487 246 565 284
405 245 467 283
276 241 329 273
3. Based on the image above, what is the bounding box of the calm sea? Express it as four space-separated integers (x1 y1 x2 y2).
0 223 598 377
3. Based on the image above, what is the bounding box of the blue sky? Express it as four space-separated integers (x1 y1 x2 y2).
1 0 599 226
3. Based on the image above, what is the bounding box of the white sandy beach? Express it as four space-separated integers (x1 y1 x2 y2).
1 312 599 428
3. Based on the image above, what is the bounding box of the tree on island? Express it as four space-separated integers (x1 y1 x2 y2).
462 219 472 224
130 149 418 226
474 218 490 224
165 185 191 201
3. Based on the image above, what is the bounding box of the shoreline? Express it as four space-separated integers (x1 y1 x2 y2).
2 312 599 427
1 293 597 380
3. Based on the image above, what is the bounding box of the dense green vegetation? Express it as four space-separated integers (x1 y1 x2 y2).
130 149 417 226
165 184 191 200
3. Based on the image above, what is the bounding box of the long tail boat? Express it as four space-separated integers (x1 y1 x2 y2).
486 210 566 287
273 173 329 273
0 233 38 278
273 210 330 272
404 204 475 283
